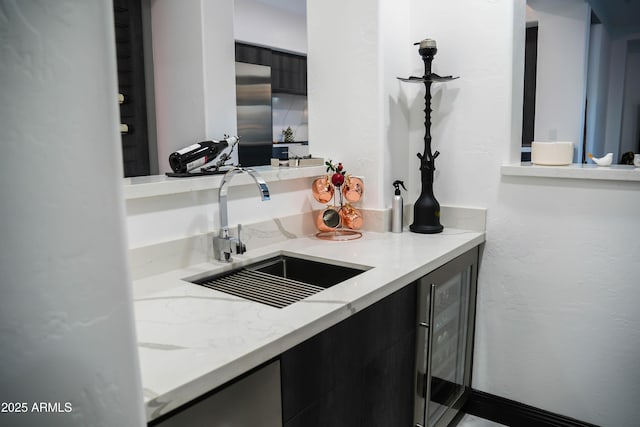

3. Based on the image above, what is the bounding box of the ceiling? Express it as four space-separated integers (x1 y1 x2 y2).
588 0 640 36
254 0 306 17
256 0 637 37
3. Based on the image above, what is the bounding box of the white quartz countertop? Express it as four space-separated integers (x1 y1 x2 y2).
134 228 485 421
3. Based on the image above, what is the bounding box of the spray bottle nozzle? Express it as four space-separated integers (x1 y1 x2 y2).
392 180 407 195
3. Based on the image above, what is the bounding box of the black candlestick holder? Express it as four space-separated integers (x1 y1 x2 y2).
398 39 458 234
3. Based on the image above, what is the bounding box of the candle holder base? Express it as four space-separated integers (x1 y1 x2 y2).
409 223 443 234
410 199 444 233
410 169 444 234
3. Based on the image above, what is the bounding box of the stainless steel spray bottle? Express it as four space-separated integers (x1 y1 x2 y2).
391 180 407 233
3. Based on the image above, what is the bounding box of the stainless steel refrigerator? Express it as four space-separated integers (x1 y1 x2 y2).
235 62 272 166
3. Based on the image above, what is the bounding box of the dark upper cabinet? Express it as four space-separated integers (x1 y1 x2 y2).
113 0 150 177
235 43 307 95
235 42 272 67
271 51 307 95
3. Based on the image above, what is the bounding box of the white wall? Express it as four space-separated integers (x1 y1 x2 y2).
408 1 640 425
202 1 240 152
527 0 590 161
408 0 522 208
234 0 307 54
150 0 238 173
125 178 314 249
0 2 145 426
477 177 640 427
381 0 412 210
272 94 308 142
307 0 411 211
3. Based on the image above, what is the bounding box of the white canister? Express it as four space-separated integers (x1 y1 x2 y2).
634 154 640 167
531 141 574 166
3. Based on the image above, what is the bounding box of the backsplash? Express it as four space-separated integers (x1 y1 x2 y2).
128 206 487 279
272 93 308 142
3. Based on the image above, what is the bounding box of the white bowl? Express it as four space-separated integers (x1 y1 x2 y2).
531 141 574 166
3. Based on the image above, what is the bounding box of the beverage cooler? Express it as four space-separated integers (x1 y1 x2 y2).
413 248 478 427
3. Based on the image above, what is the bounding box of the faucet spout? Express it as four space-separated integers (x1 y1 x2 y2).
244 168 271 201
214 167 270 262
218 167 270 230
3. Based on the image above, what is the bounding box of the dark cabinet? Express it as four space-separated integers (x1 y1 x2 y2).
281 246 479 427
234 42 272 67
280 284 417 427
235 43 307 95
271 51 307 95
151 361 282 427
113 0 151 177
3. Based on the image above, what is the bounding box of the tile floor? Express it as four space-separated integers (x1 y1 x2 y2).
457 413 508 426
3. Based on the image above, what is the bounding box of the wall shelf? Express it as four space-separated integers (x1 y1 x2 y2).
501 163 640 182
123 165 325 200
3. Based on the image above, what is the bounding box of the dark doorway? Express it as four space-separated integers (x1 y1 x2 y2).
521 25 538 161
114 0 151 177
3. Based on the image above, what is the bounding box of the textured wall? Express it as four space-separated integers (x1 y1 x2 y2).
307 0 412 210
476 176 640 427
0 1 145 426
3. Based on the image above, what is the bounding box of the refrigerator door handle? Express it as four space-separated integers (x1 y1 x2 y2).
424 283 437 423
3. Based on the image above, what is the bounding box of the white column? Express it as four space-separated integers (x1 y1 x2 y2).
307 0 411 210
0 1 145 426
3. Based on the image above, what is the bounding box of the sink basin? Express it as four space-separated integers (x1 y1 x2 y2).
246 255 368 288
188 254 371 309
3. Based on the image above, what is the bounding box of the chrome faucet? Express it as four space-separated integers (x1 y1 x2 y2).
213 167 270 262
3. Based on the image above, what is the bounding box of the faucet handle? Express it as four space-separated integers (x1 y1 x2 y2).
236 224 247 255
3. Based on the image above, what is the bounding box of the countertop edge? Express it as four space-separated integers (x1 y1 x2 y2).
123 165 326 200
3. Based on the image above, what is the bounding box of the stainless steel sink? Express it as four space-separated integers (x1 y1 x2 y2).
245 255 369 288
189 254 371 309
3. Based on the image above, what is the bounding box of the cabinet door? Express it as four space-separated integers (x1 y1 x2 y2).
235 42 272 66
281 283 416 427
153 361 282 427
414 247 478 427
272 51 307 95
